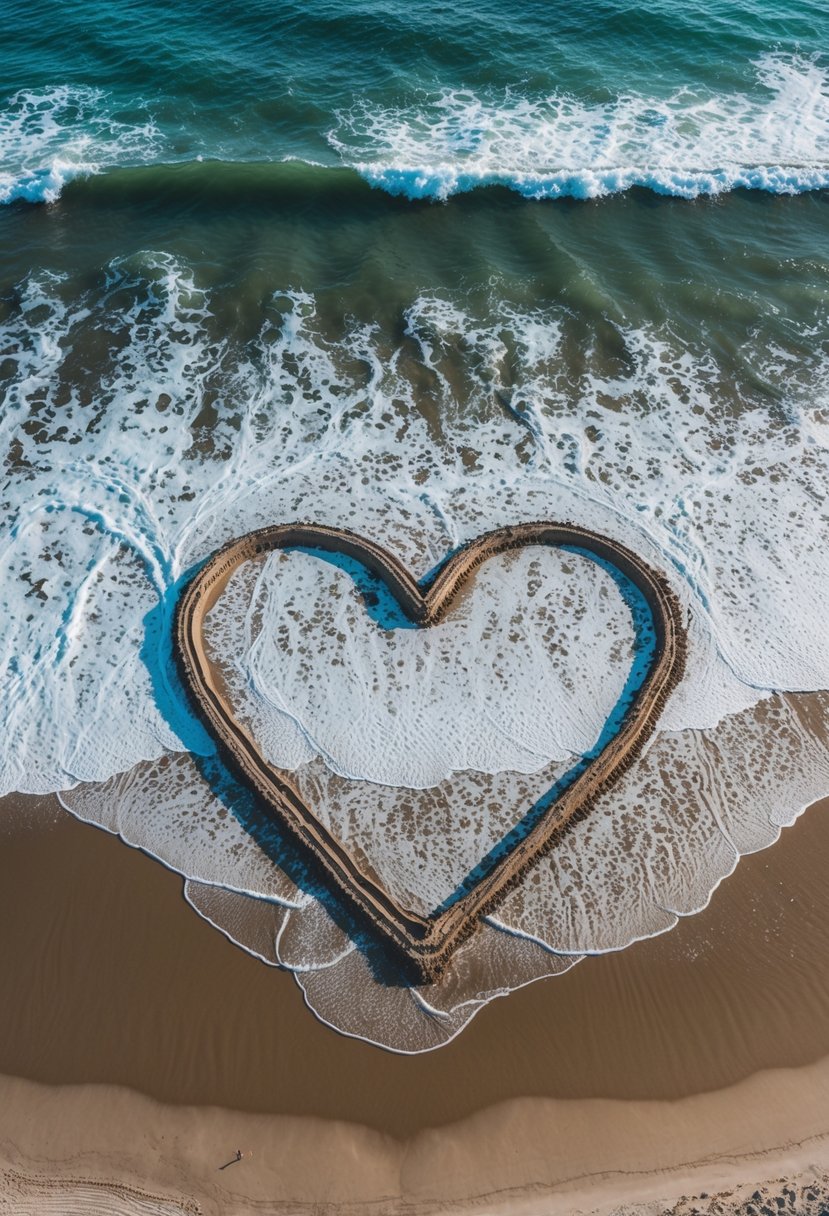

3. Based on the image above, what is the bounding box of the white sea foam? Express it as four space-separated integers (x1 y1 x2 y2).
203 546 638 787
0 85 160 204
60 689 829 1051
2 256 828 796
4 254 829 1048
2 53 829 205
329 53 829 200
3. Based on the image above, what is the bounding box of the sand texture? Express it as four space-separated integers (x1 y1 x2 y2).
1 1069 828 1215
1 795 829 1213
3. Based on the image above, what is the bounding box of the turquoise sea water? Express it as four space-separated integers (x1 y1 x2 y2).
4 1 829 1049
4 0 829 200
4 0 829 311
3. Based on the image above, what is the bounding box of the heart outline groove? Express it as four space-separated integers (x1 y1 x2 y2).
174 521 687 982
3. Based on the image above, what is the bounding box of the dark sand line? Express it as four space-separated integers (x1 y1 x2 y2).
175 521 687 979
2 793 829 1137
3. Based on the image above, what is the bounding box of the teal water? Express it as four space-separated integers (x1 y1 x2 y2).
3 0 829 202
3 0 829 342
4 0 829 1049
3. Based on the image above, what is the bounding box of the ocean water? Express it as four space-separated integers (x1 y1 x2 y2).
3 0 829 1049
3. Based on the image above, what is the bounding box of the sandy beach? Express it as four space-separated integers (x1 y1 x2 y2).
1 793 829 1213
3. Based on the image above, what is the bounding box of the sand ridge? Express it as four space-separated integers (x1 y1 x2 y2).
174 521 687 980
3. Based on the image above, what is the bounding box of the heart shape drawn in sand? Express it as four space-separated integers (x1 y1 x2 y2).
175 522 686 981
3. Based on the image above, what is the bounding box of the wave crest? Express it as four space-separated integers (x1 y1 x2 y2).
0 84 160 204
329 53 829 200
3 54 829 205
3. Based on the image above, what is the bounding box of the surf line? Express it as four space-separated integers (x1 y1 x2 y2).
174 522 687 982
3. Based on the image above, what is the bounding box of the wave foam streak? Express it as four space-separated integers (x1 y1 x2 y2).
330 53 829 200
0 85 160 204
6 259 829 795
2 52 828 205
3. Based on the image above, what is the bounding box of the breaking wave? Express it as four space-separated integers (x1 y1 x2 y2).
4 54 829 205
0 85 160 204
329 53 829 200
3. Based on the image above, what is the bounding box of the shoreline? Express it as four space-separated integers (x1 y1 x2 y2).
2 1066 829 1215
2 794 829 1211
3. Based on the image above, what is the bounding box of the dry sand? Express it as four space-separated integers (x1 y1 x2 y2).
1 794 829 1213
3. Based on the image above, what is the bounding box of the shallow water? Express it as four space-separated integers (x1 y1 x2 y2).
3 0 829 1049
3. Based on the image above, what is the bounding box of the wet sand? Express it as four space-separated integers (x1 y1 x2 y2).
1 794 829 1212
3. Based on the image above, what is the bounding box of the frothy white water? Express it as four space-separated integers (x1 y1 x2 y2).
4 252 829 1048
0 86 160 204
1 255 828 797
329 53 829 200
202 546 639 788
2 53 829 204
